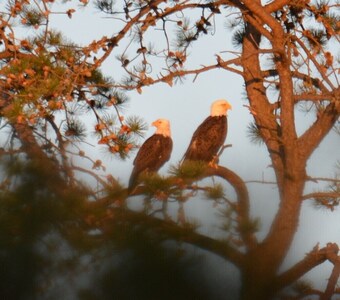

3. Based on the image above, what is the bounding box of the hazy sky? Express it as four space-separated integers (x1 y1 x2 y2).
2 0 339 293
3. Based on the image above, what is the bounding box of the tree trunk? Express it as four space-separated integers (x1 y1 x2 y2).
239 14 311 299
238 141 307 298
240 174 305 299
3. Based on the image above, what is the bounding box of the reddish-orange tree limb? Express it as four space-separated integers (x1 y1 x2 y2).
302 192 340 201
321 247 340 300
274 243 339 292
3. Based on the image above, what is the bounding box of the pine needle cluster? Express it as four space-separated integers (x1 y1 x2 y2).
170 161 207 182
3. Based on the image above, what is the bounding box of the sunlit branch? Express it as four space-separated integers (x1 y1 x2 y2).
306 176 340 184
298 100 340 159
216 56 243 76
321 252 340 300
275 243 339 292
302 192 340 201
294 93 335 102
292 71 330 94
241 8 273 41
243 0 284 39
264 0 291 13
292 36 335 91
261 68 332 97
114 57 242 91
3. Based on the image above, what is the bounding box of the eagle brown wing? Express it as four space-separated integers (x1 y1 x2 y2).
129 134 173 190
183 116 227 162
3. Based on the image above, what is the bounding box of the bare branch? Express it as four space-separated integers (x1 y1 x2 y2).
302 192 340 201
299 99 340 160
245 180 277 185
264 0 291 13
294 93 335 102
292 71 331 94
275 243 339 291
307 176 340 184
321 254 340 300
292 36 336 91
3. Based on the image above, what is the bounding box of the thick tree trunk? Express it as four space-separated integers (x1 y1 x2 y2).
239 15 308 299
240 173 305 300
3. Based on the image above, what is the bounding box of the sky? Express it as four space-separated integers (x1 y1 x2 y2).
1 0 340 295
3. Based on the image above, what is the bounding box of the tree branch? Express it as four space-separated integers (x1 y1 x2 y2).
299 98 340 160
205 166 258 250
264 0 291 13
275 243 339 291
94 0 168 68
241 21 285 188
302 192 340 201
294 93 336 102
292 70 330 94
307 176 340 184
292 36 336 91
95 206 245 267
321 250 340 300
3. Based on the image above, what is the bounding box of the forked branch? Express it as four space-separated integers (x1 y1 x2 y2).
275 243 339 292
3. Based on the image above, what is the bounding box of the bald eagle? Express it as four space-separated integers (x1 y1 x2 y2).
182 99 232 163
129 119 172 191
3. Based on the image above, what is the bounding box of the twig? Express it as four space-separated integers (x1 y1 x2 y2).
302 192 340 201
217 143 232 157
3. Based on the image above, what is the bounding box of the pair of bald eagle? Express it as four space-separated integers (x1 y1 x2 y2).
128 99 232 190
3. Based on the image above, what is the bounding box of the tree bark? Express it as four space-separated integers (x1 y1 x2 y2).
239 11 309 299
240 175 305 300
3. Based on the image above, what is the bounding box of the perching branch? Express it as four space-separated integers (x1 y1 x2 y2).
205 165 258 250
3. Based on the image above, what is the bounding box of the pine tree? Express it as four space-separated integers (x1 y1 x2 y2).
0 1 339 299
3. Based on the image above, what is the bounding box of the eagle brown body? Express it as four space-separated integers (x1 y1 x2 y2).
129 119 172 191
182 99 231 163
183 116 227 162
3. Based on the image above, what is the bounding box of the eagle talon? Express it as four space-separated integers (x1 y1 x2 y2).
208 156 219 169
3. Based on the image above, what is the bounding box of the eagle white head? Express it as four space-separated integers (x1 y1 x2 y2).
152 119 171 137
210 99 232 117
